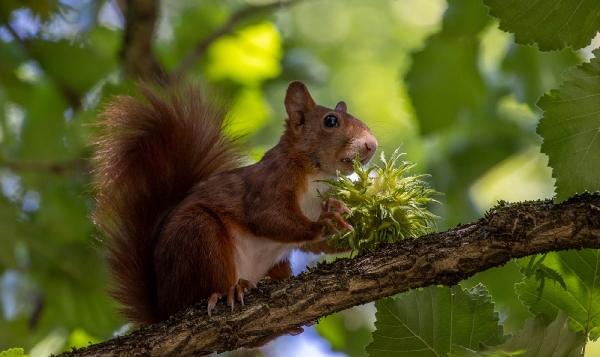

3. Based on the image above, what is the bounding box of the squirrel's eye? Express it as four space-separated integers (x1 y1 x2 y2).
323 115 339 128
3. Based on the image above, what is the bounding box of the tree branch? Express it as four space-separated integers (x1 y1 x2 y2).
120 0 164 81
0 156 88 176
57 193 600 357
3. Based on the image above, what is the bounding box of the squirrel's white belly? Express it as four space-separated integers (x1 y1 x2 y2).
231 174 331 283
231 229 294 283
300 173 333 221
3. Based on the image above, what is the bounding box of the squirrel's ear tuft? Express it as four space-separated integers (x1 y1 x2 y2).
335 101 347 113
285 81 316 126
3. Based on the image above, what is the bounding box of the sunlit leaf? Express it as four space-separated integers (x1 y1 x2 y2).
68 328 101 349
205 22 282 84
226 88 270 136
484 0 600 51
366 285 506 357
516 249 600 340
537 48 600 202
0 348 29 357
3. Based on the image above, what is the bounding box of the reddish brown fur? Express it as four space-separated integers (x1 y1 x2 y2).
267 260 293 281
93 81 376 325
93 84 244 325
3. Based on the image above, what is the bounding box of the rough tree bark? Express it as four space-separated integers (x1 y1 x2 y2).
56 193 600 357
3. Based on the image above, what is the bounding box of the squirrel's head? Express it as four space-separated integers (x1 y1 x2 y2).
283 81 377 176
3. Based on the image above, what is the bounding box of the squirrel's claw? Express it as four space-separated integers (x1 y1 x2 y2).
320 217 340 235
319 198 353 234
227 286 236 311
325 198 351 216
207 292 222 316
208 279 255 315
224 278 256 312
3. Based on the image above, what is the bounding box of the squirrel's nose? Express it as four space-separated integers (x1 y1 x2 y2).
361 136 378 164
365 137 378 152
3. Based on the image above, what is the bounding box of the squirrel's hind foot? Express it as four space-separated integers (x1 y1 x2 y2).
207 279 257 316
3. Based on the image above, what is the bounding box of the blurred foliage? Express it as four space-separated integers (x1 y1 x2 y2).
408 0 581 229
0 0 598 356
315 309 373 357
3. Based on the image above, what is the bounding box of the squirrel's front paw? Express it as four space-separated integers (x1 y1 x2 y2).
318 198 353 235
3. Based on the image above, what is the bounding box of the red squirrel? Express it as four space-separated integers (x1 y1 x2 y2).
93 81 377 326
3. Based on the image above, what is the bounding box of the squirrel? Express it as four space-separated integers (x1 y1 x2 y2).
92 81 377 326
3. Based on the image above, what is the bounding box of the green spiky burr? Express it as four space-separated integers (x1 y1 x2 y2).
319 149 441 254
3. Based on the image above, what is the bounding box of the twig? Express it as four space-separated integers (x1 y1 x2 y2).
3 19 24 45
1 156 88 176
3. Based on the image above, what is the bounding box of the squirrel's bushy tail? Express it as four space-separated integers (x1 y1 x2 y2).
92 84 243 325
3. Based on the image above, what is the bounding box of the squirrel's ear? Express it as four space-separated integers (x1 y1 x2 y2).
285 81 316 126
335 101 347 113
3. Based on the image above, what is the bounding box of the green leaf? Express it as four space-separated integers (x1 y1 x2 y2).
484 0 600 51
366 285 506 357
516 250 600 340
0 348 29 357
537 49 600 202
521 254 568 300
205 22 282 84
451 311 585 357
